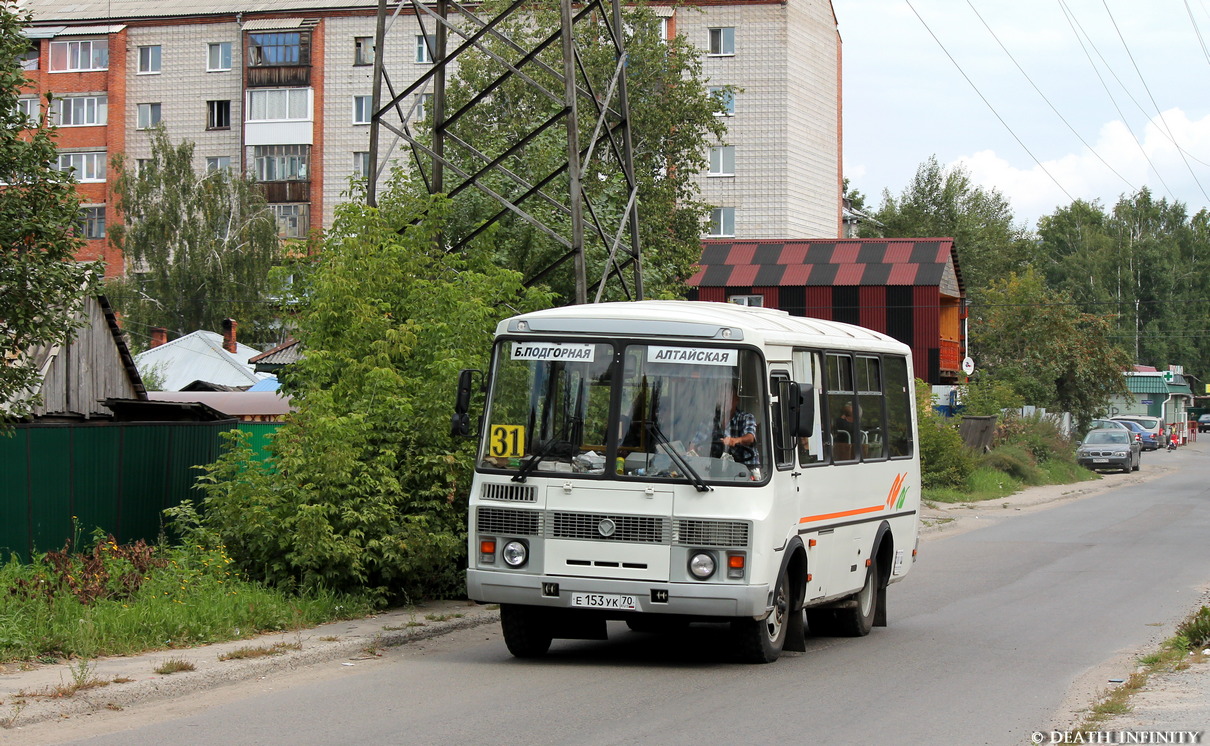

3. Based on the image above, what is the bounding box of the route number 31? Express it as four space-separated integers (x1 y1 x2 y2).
489 425 525 458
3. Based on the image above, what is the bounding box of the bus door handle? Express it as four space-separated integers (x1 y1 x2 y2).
791 471 802 478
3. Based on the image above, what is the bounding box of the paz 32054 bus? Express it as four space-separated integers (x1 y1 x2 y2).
452 300 921 663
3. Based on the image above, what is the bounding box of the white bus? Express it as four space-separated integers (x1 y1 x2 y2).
454 301 920 663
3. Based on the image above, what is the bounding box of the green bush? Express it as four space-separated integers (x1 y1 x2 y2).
1176 606 1210 648
995 412 1074 465
916 379 974 488
977 444 1044 485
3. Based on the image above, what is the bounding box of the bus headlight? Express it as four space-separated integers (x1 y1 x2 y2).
502 540 528 568
688 551 716 580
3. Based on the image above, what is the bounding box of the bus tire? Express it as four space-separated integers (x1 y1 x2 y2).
836 562 879 637
732 569 789 663
500 604 553 658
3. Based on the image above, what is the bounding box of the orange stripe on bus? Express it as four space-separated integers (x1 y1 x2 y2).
885 473 905 507
799 504 885 524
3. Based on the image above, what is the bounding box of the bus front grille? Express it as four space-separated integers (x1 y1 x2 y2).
547 512 668 544
675 519 750 548
479 482 537 502
477 507 541 536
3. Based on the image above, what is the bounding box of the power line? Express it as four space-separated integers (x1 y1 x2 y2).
903 0 1076 203
964 0 1136 193
1101 0 1210 202
1056 0 1179 200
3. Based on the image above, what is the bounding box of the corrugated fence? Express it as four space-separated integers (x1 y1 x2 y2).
0 421 279 563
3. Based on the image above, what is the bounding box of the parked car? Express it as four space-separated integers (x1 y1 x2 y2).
1115 419 1159 451
1077 429 1140 473
1088 419 1129 432
1198 414 1210 433
1111 416 1163 447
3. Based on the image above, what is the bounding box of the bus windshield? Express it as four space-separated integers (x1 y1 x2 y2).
479 340 767 484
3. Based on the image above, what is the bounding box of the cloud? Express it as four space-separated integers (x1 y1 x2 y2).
952 108 1210 226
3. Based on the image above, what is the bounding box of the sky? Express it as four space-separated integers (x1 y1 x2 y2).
838 0 1210 229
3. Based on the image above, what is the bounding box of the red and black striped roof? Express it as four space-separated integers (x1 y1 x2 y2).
687 238 962 292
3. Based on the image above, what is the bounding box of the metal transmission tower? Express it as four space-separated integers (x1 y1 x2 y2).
366 0 644 304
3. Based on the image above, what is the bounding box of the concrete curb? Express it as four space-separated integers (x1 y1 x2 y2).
0 600 499 730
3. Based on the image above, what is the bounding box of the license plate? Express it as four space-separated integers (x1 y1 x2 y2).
570 593 637 610
1093 458 1109 463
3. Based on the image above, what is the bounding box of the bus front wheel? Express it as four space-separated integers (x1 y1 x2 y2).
500 604 553 658
732 570 789 663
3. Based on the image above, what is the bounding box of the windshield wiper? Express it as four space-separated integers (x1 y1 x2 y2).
513 380 583 483
645 420 712 492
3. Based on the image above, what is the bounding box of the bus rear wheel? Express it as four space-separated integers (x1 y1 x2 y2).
500 604 553 658
836 562 879 637
732 569 788 663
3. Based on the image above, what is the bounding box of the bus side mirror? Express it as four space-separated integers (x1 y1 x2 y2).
787 382 815 437
451 368 480 437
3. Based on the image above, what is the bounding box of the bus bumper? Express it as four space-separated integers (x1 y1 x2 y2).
467 569 771 617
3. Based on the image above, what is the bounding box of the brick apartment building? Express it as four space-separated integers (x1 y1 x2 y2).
19 0 844 276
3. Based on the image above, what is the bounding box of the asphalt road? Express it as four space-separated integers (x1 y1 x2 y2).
19 448 1210 746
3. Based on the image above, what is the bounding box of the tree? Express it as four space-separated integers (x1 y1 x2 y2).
969 268 1130 429
863 156 1036 293
193 184 552 598
104 128 283 349
405 0 729 302
1038 190 1210 376
0 5 101 421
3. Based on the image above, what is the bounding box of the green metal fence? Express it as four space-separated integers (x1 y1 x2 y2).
0 421 278 564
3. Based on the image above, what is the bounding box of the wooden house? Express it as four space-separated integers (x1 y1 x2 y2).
686 238 966 384
12 295 146 420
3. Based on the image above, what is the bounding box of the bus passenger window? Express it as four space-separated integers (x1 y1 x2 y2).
885 356 913 458
857 356 886 459
826 353 858 462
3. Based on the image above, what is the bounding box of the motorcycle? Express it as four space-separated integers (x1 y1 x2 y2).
1167 438 1178 452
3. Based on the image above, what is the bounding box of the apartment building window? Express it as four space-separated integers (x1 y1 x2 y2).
52 95 108 127
708 145 735 176
246 88 310 122
49 39 108 71
709 87 735 116
207 100 231 130
137 103 162 129
271 203 309 238
20 43 39 71
415 34 435 63
353 151 371 180
354 37 374 66
658 18 669 42
248 32 307 67
253 145 309 181
353 95 372 125
415 93 431 121
57 151 107 182
708 27 734 56
16 97 39 124
208 42 232 71
708 207 735 237
80 206 106 239
136 158 152 172
206 156 232 172
138 45 161 74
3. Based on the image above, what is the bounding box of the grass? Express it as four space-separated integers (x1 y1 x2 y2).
923 457 1099 504
0 537 376 666
218 641 302 661
153 657 196 675
1075 605 1210 734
